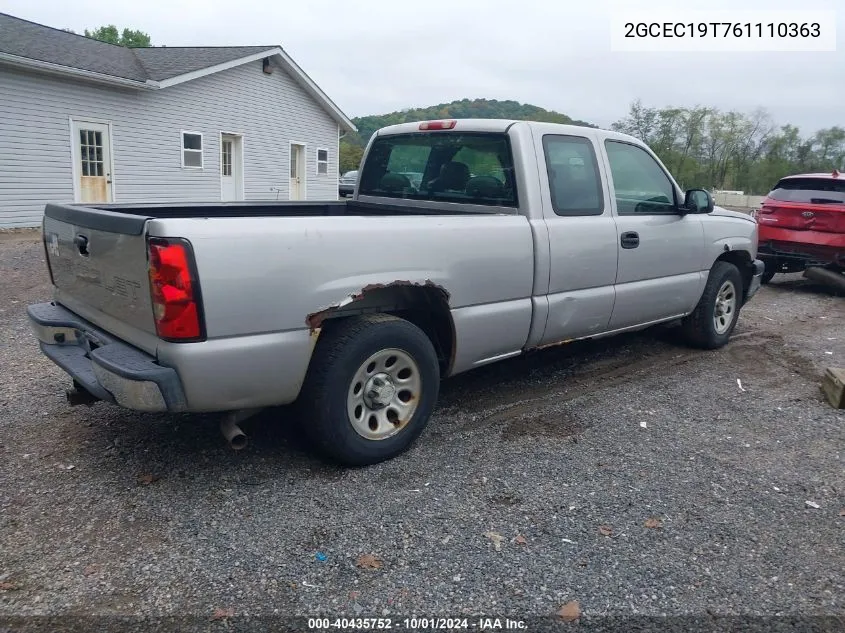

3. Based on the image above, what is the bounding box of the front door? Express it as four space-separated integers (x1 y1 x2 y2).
289 143 305 200
220 134 243 201
72 121 113 203
603 139 705 330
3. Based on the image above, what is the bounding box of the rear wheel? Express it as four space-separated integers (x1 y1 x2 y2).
682 261 743 349
299 314 440 466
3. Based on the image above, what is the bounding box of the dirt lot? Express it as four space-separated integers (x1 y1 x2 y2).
0 229 843 632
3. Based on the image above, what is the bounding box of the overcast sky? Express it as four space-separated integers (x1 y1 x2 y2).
2 0 841 133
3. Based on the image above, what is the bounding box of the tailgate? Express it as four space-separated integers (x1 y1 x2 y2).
42 203 156 335
759 201 845 233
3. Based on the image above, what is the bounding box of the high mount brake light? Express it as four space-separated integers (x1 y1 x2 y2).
147 238 204 342
419 120 457 130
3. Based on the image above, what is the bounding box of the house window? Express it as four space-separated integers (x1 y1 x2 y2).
221 140 232 177
182 132 203 168
317 148 329 175
79 130 104 177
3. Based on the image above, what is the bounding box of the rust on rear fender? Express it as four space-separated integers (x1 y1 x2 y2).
305 279 451 332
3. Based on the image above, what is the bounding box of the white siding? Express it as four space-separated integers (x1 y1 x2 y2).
0 59 340 228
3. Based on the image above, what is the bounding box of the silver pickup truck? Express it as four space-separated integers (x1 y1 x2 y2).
28 119 764 465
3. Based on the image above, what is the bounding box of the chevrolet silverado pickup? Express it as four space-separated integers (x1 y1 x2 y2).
28 119 765 465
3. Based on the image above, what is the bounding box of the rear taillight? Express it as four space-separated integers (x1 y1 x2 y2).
419 120 456 130
147 238 204 342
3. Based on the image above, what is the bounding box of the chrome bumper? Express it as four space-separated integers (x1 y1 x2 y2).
27 302 186 412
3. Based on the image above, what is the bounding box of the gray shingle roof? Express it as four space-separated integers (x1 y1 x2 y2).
0 12 276 82
132 46 276 81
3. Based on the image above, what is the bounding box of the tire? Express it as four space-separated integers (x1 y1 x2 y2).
681 261 744 350
298 314 440 466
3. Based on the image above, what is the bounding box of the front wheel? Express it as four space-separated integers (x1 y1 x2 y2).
681 261 744 349
299 314 440 466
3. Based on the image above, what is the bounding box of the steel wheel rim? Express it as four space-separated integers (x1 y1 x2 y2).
346 348 422 441
713 280 737 334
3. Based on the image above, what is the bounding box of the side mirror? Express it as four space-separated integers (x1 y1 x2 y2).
684 189 714 214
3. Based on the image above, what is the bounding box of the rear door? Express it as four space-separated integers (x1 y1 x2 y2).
534 131 619 344
43 205 156 338
602 139 705 330
759 176 845 234
71 120 114 204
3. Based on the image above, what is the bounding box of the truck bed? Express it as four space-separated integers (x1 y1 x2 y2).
47 199 511 234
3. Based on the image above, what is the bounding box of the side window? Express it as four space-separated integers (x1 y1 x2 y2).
542 135 604 216
605 141 677 215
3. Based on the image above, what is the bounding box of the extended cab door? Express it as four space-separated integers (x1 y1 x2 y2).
601 139 705 330
533 130 619 346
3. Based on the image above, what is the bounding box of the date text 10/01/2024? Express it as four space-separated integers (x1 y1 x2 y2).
307 618 528 630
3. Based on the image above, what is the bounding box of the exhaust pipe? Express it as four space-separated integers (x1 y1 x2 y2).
803 267 845 292
219 408 262 451
220 418 248 451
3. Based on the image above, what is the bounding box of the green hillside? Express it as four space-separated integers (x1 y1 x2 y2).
339 98 595 172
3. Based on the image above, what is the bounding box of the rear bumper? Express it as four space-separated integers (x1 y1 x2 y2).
746 259 765 301
27 302 186 412
757 225 845 267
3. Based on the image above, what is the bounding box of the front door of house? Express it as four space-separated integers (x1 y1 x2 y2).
289 143 305 200
73 121 113 203
221 134 243 201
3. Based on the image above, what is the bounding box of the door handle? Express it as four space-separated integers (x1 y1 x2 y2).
620 231 639 249
74 234 89 256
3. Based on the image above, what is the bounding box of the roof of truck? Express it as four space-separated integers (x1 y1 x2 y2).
374 118 639 144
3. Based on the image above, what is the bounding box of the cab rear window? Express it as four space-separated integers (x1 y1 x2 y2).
768 178 845 204
358 132 518 207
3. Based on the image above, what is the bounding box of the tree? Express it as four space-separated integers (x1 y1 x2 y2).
82 25 151 47
610 100 843 193
339 142 364 174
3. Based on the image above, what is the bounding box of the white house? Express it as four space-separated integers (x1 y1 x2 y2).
0 12 356 228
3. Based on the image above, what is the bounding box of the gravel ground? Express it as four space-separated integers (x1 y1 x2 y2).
0 229 843 632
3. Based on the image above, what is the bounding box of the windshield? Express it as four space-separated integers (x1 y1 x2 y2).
341 171 358 180
358 132 518 207
768 177 845 204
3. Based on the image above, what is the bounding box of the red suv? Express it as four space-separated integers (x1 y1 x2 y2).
755 170 845 284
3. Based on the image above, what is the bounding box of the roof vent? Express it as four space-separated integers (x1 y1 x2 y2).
262 57 273 74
